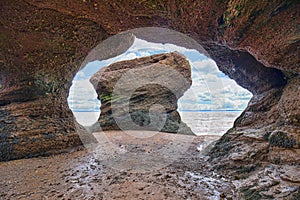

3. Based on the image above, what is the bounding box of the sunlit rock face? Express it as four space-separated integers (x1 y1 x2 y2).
0 0 299 163
90 52 194 135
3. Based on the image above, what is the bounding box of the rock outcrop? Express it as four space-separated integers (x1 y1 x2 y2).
0 0 298 174
209 76 300 166
0 0 299 197
90 52 194 135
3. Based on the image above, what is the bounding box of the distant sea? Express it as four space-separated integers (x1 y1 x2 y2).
179 111 242 136
73 111 242 136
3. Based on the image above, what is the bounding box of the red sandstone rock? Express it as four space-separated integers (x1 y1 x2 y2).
90 52 194 134
0 0 299 198
0 0 298 169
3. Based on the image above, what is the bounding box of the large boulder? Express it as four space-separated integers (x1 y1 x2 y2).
90 52 194 135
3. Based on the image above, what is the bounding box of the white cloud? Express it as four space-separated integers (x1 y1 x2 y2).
179 59 252 111
77 71 85 78
130 38 191 54
192 59 219 75
68 80 100 111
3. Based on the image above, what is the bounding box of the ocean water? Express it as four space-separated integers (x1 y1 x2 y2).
179 111 242 136
73 111 242 136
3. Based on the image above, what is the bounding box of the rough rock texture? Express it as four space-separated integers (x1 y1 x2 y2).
90 52 194 135
0 0 299 198
209 76 300 167
0 0 298 173
0 0 107 161
232 164 300 199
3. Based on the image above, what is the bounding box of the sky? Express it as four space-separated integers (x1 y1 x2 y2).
67 38 252 112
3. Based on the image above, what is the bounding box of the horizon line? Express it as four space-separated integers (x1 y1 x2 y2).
71 109 243 112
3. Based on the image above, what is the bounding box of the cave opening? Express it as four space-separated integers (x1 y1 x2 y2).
67 36 252 136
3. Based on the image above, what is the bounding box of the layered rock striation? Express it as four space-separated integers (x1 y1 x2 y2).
90 52 194 135
0 0 298 172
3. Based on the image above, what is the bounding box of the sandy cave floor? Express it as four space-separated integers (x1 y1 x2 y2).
0 131 241 199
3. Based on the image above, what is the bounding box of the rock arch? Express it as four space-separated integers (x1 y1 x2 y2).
0 0 299 163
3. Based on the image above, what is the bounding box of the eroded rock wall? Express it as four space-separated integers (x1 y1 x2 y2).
90 52 194 135
0 0 299 163
0 0 107 161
